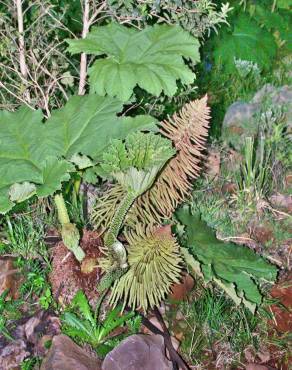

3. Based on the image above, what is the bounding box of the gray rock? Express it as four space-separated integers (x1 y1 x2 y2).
222 84 292 150
251 83 276 104
222 102 258 150
245 365 269 370
102 334 172 370
252 84 292 106
41 335 102 370
269 193 292 212
222 101 259 129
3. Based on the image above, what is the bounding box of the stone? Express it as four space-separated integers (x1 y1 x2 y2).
245 365 269 370
269 272 292 333
220 148 243 175
173 331 184 341
40 335 102 370
251 84 277 104
149 316 167 332
170 336 179 351
222 84 292 151
256 350 270 363
0 310 61 369
165 336 180 359
0 339 30 370
251 84 292 106
244 346 256 363
285 172 292 187
102 334 172 370
175 310 184 321
223 101 259 128
251 224 274 244
158 302 166 315
269 194 292 213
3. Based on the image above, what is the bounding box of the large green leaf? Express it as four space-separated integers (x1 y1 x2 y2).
176 206 277 312
0 95 157 213
213 14 277 72
44 95 158 160
99 131 176 195
277 0 292 9
67 23 200 101
252 6 292 52
0 107 72 213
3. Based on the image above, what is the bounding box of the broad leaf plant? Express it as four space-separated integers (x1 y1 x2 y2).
0 22 278 313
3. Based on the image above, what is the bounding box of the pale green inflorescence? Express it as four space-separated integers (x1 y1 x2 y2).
98 131 176 283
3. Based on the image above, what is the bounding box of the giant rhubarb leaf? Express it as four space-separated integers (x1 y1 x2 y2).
176 206 277 312
67 23 200 101
0 95 157 213
213 14 277 72
44 95 157 159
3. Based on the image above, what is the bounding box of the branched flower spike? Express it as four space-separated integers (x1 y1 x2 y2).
127 96 210 226
109 225 183 312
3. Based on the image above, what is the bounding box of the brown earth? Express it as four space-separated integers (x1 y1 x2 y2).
49 229 104 306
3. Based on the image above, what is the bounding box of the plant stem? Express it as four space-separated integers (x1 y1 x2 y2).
54 193 85 262
105 192 135 248
54 193 70 225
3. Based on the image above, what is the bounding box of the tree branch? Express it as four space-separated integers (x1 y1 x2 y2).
78 1 106 95
0 82 34 110
78 0 90 95
15 0 30 102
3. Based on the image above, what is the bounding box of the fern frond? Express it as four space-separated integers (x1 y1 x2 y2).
127 96 210 226
109 225 182 312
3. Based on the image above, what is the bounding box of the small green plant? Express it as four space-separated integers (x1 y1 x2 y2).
61 290 139 356
93 131 177 305
260 105 292 187
192 181 236 237
4 211 50 260
0 289 21 340
234 136 270 210
39 287 53 310
172 286 262 366
20 357 41 370
199 0 292 135
211 0 291 75
106 1 232 38
92 97 210 311
17 258 54 309
109 225 182 311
